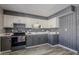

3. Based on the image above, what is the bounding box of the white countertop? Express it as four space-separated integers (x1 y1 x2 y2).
0 33 13 37
0 32 59 37
26 32 59 35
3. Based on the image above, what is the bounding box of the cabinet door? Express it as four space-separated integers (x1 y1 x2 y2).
39 34 47 44
38 35 43 44
48 34 54 45
26 35 32 47
48 34 58 45
52 35 59 45
44 34 48 43
1 37 11 51
4 15 14 27
13 16 23 23
32 35 39 46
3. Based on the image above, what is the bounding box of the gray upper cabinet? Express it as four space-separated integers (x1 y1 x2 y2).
1 37 11 51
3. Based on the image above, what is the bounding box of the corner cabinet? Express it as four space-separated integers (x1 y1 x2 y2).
48 34 59 45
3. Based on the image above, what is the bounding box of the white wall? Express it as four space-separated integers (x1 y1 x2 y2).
0 8 3 33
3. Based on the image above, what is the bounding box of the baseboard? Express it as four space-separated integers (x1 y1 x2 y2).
0 50 11 54
47 43 78 53
47 43 59 47
57 44 78 53
26 43 48 49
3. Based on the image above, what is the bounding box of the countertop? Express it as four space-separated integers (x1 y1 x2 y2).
0 32 59 37
26 32 59 35
0 33 13 37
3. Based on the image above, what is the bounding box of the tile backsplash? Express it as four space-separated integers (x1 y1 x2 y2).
4 27 59 33
3 23 59 33
25 28 59 32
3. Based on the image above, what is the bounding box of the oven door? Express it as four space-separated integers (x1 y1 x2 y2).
11 36 26 51
11 36 26 47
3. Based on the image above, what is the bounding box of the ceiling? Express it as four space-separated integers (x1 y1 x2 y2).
0 4 70 17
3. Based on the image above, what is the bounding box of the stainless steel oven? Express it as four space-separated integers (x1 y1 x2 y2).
11 33 26 51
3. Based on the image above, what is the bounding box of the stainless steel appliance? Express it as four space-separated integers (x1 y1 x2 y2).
11 33 26 51
11 23 26 51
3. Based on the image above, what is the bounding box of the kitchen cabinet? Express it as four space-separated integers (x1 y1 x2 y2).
48 34 59 45
26 34 48 47
38 34 48 44
48 17 59 28
4 15 55 28
3 15 14 27
32 35 40 46
3 15 26 28
1 37 11 51
13 16 26 24
26 35 33 47
3 15 59 28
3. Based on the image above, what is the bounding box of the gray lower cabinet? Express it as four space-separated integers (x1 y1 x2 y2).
1 37 11 51
26 34 48 47
31 35 39 46
26 35 33 47
48 34 59 45
39 34 48 44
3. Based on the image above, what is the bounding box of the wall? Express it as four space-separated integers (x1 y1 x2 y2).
59 13 77 50
48 6 72 19
50 5 77 50
76 6 79 51
56 5 79 51
0 8 3 33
